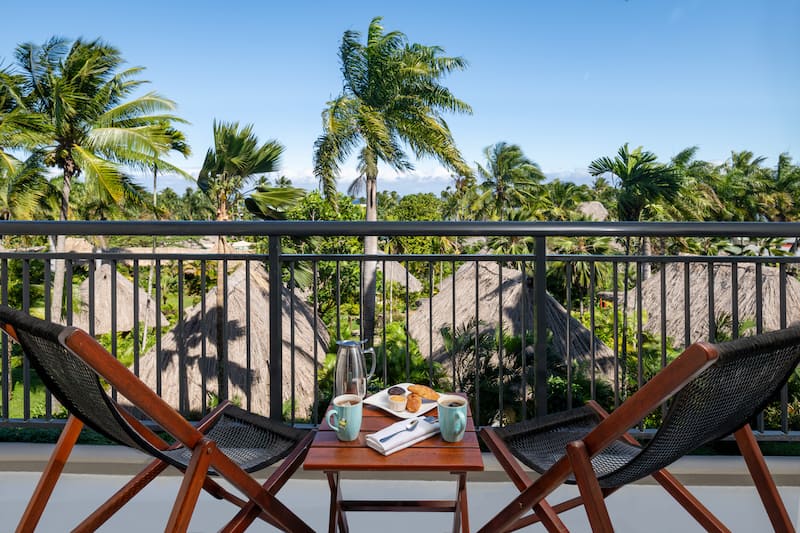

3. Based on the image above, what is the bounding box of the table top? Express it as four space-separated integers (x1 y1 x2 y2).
304 395 484 472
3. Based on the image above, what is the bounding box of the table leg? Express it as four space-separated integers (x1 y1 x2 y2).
325 471 349 533
452 472 469 533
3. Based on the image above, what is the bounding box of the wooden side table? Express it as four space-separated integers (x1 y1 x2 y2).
304 396 484 533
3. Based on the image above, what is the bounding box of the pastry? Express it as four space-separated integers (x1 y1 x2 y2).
408 384 439 401
405 392 422 412
388 394 407 411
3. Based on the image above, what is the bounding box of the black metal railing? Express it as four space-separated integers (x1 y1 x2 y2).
1 221 799 441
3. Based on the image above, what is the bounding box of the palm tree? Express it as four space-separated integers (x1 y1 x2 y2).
0 152 54 222
245 184 306 220
714 150 770 221
313 16 472 345
198 120 283 400
3 37 185 320
589 143 681 391
441 173 478 222
768 153 800 222
140 124 192 351
589 143 682 271
0 70 47 175
668 146 721 222
199 120 283 223
540 179 590 221
589 143 681 223
473 142 544 220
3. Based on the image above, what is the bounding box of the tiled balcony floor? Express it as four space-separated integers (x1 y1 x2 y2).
1 444 798 532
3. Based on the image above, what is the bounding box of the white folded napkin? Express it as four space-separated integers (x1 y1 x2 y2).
365 416 440 456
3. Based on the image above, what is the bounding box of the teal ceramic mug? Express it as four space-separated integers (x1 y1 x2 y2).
437 394 467 442
326 394 363 441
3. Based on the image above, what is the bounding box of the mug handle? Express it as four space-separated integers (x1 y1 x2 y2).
455 411 466 434
326 409 341 433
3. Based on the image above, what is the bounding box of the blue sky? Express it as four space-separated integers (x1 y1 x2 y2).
2 1 798 196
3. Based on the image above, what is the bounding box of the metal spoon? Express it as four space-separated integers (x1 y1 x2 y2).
379 418 419 443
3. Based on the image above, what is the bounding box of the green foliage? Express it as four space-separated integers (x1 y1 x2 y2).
442 319 615 426
373 322 449 390
473 142 544 221
198 120 283 221
589 143 681 223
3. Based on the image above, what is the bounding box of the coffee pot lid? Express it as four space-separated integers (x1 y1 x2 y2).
336 339 364 347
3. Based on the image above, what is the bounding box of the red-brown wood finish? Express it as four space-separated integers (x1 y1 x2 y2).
305 396 484 533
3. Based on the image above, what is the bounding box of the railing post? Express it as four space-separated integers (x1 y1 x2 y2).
534 236 548 417
268 234 283 420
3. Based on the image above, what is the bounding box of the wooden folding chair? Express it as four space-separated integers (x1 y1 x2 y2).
479 324 800 532
0 304 315 533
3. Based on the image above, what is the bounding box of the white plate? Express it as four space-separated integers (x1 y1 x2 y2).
363 382 439 419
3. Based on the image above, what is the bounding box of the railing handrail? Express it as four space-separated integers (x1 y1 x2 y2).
1 220 800 238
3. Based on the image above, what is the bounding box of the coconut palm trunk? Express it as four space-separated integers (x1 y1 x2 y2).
362 175 378 345
50 165 74 322
215 198 229 400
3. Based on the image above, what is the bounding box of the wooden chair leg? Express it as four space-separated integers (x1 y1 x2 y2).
210 450 314 533
479 427 569 532
219 431 314 532
73 457 170 532
565 441 613 533
533 501 570 533
165 439 215 533
16 415 83 533
76 401 240 531
734 425 795 533
651 469 729 532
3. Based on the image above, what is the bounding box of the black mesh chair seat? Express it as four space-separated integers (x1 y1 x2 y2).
158 405 308 473
495 405 641 486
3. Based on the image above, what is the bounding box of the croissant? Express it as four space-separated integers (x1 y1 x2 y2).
408 384 439 401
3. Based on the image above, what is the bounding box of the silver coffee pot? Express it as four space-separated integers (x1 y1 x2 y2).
334 340 375 398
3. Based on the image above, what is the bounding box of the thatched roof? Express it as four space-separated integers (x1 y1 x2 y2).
376 252 423 292
75 263 166 335
630 262 800 347
135 262 328 418
577 201 609 221
408 261 615 380
64 236 95 254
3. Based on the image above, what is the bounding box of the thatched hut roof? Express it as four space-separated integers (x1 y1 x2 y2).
408 262 615 380
135 262 328 419
630 262 800 347
64 236 95 254
376 252 423 292
75 263 166 335
577 201 609 221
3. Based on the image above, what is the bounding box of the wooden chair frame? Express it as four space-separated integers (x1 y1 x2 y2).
2 317 314 533
479 341 797 533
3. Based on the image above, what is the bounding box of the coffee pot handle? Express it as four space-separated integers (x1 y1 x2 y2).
363 347 376 380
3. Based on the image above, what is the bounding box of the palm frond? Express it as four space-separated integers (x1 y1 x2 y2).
71 145 125 202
